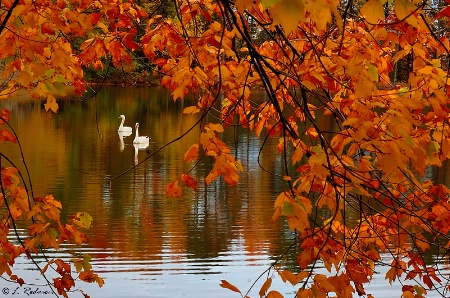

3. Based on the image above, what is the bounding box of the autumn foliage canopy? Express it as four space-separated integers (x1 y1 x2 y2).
2 0 450 296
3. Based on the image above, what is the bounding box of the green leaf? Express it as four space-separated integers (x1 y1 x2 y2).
55 74 67 83
83 254 92 271
366 61 378 82
426 141 439 161
78 212 93 229
45 69 55 78
281 201 294 216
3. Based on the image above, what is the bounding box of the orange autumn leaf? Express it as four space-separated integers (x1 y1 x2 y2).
259 277 272 297
220 280 241 293
166 180 183 197
184 144 199 162
305 127 318 139
0 129 17 142
79 270 103 285
267 290 284 298
0 108 10 123
181 174 198 191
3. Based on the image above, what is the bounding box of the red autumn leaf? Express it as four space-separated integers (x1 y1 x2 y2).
166 180 183 197
1 108 10 123
41 22 56 35
79 270 99 283
181 174 198 191
369 179 380 189
435 6 450 19
0 129 17 142
423 275 433 289
10 274 24 286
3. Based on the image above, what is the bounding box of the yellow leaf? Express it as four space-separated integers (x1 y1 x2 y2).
267 0 306 34
291 146 304 164
360 0 384 24
235 0 260 12
44 97 59 113
183 106 200 114
206 123 224 133
17 71 33 87
220 280 241 293
395 0 418 27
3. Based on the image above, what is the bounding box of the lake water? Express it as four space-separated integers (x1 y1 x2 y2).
0 86 447 298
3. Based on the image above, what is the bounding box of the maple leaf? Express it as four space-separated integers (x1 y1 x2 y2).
360 0 384 24
74 212 93 229
259 277 272 297
436 6 450 19
0 129 17 143
306 127 318 139
395 0 419 27
79 270 100 283
266 0 305 34
41 22 56 35
220 280 241 293
0 108 11 123
184 144 199 162
183 106 200 114
181 174 198 191
267 291 284 298
10 274 25 286
166 180 183 197
44 97 59 113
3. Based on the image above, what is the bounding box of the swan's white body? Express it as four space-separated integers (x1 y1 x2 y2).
118 115 133 134
133 123 150 144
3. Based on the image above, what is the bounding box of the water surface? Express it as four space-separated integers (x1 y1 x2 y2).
0 87 447 298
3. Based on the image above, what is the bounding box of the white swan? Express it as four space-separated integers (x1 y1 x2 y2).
118 115 133 134
133 123 150 144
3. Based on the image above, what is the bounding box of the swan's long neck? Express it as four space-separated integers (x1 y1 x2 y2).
119 117 125 129
135 125 139 140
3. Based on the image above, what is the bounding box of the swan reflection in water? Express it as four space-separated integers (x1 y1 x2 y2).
134 142 149 165
118 131 133 152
